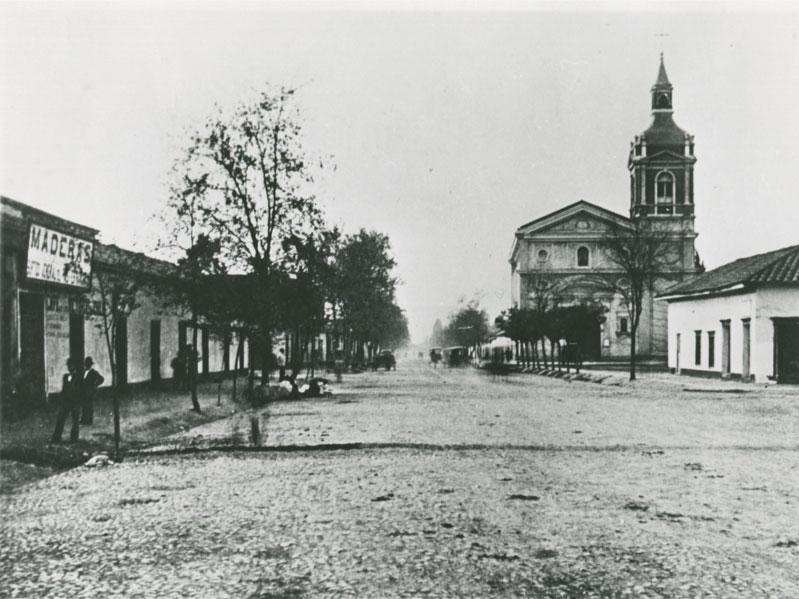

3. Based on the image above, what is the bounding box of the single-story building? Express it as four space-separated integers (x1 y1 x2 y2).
658 244 799 383
1 196 250 416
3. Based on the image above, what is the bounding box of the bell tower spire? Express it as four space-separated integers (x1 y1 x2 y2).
627 54 700 279
651 53 673 112
628 55 696 221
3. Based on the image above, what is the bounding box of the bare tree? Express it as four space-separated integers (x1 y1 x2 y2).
90 247 146 457
600 220 669 380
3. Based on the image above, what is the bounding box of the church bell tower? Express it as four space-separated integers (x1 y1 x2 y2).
628 54 699 276
628 54 696 222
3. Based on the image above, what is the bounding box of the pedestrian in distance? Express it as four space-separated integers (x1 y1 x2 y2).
185 344 200 389
81 356 104 425
171 348 187 390
276 347 286 381
333 351 344 383
51 357 82 443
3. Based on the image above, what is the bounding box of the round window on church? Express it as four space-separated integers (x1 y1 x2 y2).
537 249 549 262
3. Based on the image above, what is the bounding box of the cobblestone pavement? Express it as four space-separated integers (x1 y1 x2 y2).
1 359 798 598
158 360 798 451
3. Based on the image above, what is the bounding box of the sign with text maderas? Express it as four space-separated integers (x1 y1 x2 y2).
26 224 93 288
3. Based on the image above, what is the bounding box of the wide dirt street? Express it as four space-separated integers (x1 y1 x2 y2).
2 358 798 598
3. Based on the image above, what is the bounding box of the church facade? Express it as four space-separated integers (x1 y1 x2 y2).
509 56 700 359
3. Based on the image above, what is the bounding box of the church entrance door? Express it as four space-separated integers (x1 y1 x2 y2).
571 321 601 361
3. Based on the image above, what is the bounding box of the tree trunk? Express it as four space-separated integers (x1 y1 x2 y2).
310 336 316 379
540 339 548 369
190 313 201 412
98 288 121 458
629 326 637 381
261 328 272 386
232 332 244 402
552 340 560 372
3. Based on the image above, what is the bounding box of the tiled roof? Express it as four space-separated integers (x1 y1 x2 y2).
94 243 179 279
748 245 799 284
662 244 799 298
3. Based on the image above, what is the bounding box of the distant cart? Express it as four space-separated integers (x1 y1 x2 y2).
429 347 443 366
443 346 469 367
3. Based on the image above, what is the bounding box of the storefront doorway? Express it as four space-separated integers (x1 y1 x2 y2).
150 320 161 381
774 318 799 384
19 293 45 403
69 312 85 365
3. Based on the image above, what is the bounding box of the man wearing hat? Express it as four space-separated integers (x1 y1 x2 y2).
51 357 82 443
81 356 105 425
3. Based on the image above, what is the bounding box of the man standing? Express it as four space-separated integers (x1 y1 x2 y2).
51 358 81 443
81 356 104 425
186 344 200 390
276 347 286 381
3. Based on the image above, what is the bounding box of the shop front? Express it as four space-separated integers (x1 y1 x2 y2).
1 196 97 417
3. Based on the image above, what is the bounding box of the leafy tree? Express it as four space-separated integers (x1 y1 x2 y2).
500 294 605 371
600 220 669 380
167 87 324 383
380 303 410 350
548 303 605 371
335 229 402 365
276 233 329 377
444 299 489 354
524 276 558 367
496 307 527 365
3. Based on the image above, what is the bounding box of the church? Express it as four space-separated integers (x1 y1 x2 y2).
509 56 700 359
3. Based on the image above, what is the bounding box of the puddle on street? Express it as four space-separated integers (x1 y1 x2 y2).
217 412 268 447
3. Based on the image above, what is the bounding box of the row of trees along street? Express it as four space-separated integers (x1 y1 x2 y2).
497 219 675 380
432 220 676 382
495 302 605 371
88 85 672 456
84 86 408 451
161 87 409 398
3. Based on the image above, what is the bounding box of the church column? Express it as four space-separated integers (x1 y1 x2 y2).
684 169 689 205
640 167 646 206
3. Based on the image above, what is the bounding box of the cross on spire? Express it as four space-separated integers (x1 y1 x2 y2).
655 32 670 55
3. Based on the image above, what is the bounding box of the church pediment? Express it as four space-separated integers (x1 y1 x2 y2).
516 200 631 238
540 214 613 234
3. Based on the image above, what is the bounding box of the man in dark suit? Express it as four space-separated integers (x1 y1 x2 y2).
51 358 82 443
81 356 104 425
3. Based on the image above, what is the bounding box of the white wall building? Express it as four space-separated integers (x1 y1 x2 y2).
1 196 250 415
659 245 799 383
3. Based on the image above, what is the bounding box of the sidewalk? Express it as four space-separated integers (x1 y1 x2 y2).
0 376 250 491
579 368 776 392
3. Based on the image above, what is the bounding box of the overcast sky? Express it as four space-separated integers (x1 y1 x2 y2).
3 1 798 343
